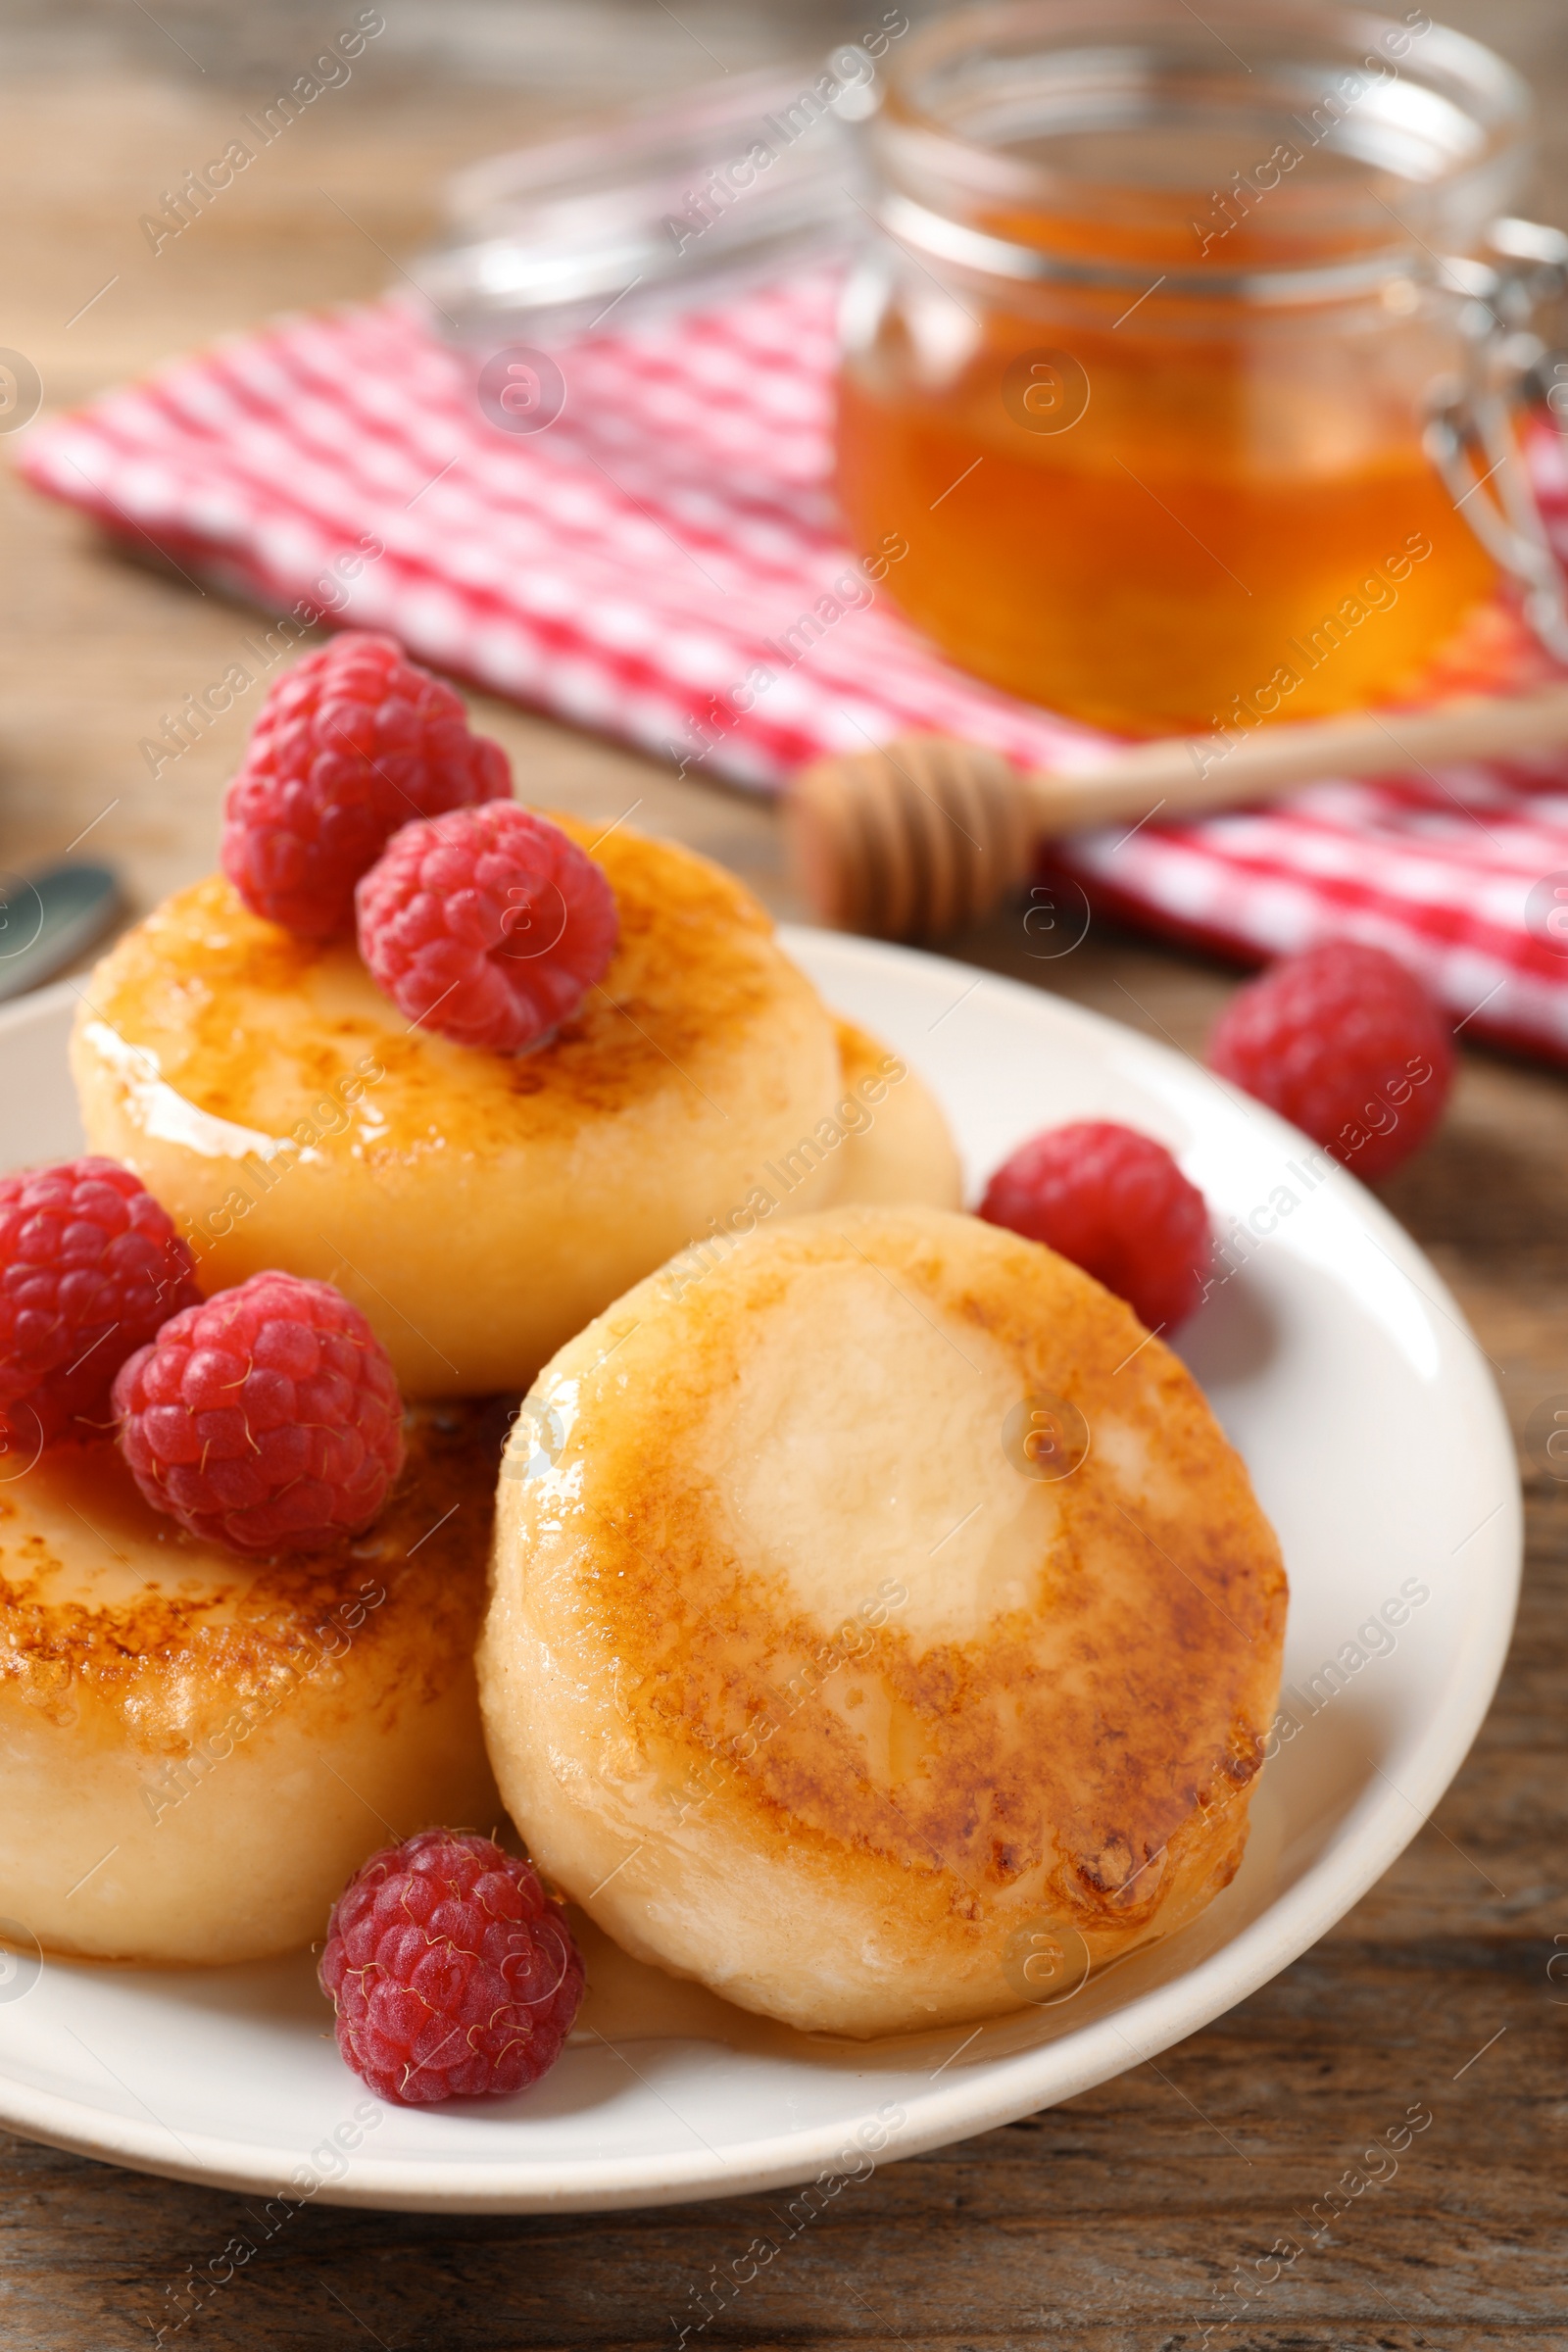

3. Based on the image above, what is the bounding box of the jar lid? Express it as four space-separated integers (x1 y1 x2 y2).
408 59 879 346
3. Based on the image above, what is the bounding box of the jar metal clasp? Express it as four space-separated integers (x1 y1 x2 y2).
1425 217 1568 663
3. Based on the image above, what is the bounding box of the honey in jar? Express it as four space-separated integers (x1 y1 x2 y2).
837 1 1527 734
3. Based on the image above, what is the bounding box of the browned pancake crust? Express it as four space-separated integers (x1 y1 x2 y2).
74 818 795 1166
0 1400 507 1758
538 1217 1285 1949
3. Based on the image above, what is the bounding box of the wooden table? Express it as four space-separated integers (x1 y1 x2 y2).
3 8 1567 2344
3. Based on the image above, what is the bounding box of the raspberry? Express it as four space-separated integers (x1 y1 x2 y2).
112 1271 404 1553
1206 940 1453 1183
980 1121 1211 1332
220 631 512 939
0 1157 200 1451
319 1831 584 2104
356 803 619 1054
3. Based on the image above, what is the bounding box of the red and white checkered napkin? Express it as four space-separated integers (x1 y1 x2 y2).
20 267 1568 1065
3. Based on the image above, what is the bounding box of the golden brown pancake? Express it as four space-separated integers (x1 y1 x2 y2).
70 819 843 1396
830 1019 963 1211
480 1206 1287 2036
0 1400 503 1964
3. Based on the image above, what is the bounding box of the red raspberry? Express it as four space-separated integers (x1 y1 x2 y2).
0 1156 200 1452
1207 940 1453 1183
356 803 619 1054
220 631 512 939
980 1121 1211 1332
319 1831 584 2105
112 1270 404 1554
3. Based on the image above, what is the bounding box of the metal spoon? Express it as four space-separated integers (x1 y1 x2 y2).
0 864 123 1003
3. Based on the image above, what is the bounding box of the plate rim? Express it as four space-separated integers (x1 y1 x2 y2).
0 939 1522 2210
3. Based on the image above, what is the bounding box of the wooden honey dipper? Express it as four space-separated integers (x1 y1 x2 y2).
786 684 1568 940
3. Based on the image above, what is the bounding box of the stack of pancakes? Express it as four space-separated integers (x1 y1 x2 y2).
1 816 1284 2033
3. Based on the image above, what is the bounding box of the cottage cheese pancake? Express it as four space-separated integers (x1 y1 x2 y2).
71 822 843 1396
829 1019 962 1211
0 1401 501 1964
479 1205 1288 2036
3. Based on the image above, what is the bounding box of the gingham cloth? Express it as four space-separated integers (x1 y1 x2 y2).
19 268 1568 1064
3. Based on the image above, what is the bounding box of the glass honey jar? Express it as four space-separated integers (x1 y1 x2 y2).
835 1 1535 734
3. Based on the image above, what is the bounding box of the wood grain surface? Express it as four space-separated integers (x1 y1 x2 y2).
1 5 1566 2345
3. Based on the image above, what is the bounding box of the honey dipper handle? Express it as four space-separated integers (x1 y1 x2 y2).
1023 685 1568 835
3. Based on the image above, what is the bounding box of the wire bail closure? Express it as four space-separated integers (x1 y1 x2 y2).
1425 217 1568 662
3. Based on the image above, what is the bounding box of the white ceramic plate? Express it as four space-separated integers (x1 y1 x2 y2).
0 932 1519 2213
